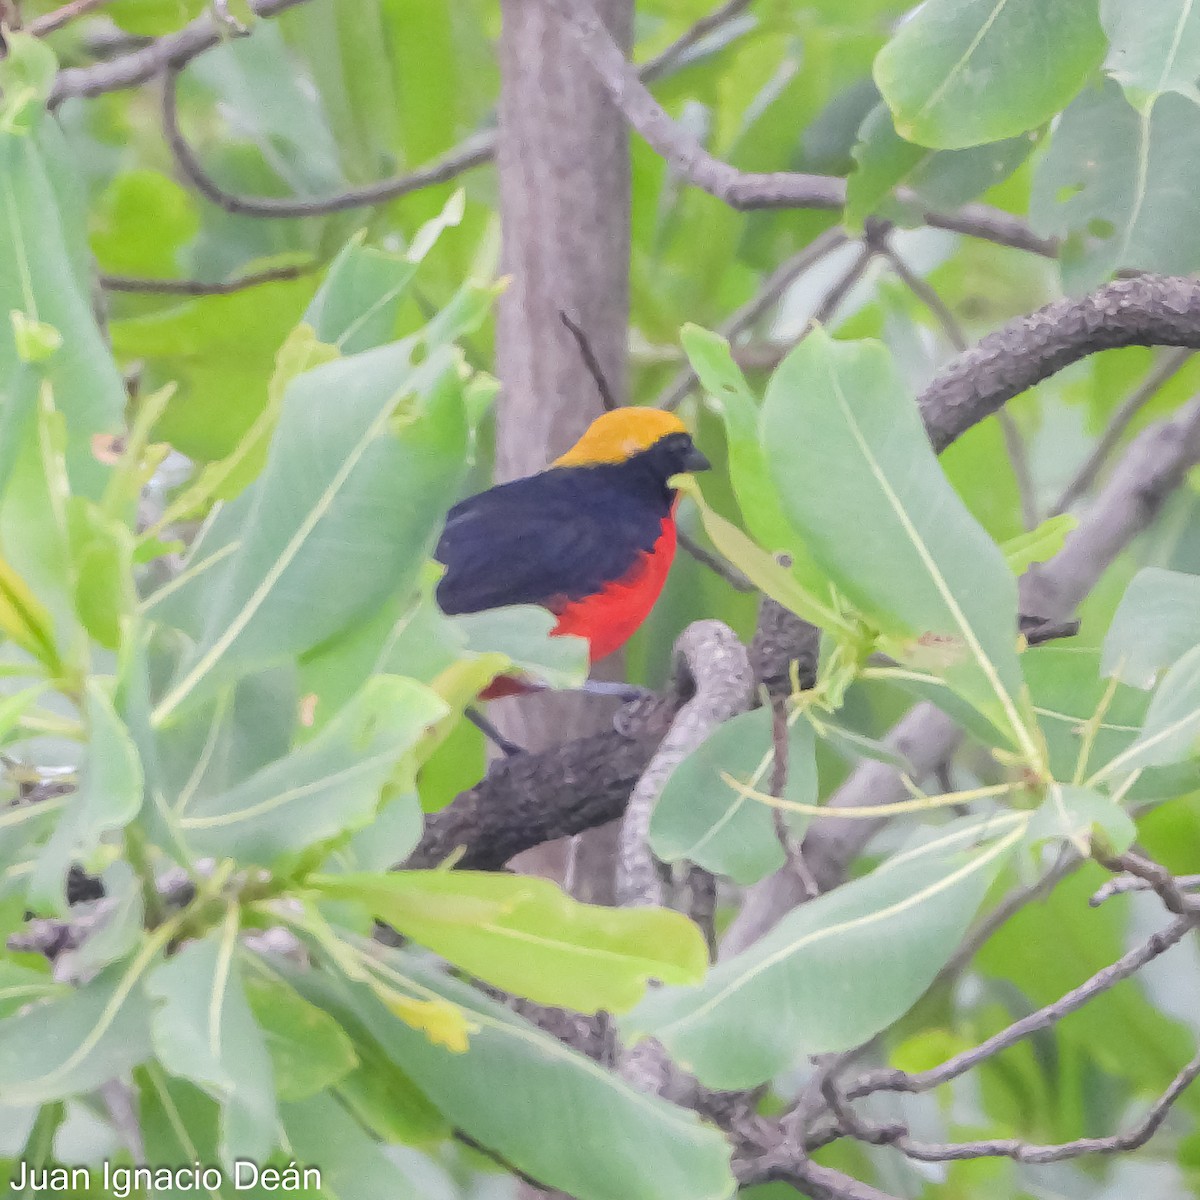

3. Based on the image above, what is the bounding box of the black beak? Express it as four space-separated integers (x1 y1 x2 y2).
683 444 711 472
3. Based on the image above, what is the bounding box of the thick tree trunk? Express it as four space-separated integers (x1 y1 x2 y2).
493 0 635 914
495 0 632 483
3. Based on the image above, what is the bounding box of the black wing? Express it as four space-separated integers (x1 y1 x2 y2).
434 469 664 615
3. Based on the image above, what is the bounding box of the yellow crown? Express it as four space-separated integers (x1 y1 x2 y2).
552 408 689 467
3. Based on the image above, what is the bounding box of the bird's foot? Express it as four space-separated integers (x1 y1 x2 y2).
466 707 525 757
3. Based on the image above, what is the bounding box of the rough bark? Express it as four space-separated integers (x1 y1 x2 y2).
493 0 636 904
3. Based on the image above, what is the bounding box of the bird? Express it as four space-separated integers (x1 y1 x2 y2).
434 407 710 744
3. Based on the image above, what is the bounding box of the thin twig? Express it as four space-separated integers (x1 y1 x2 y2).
162 66 495 217
639 0 755 82
844 915 1196 1100
657 227 848 410
545 0 1057 256
998 411 1039 529
893 1052 1200 1163
29 0 111 36
48 0 312 106
1052 348 1193 514
1091 872 1200 906
810 242 876 329
1095 850 1200 917
99 261 315 295
558 311 619 412
131 0 752 221
676 527 755 591
880 241 967 353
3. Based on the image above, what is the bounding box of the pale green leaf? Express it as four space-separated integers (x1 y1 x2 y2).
146 927 277 1164
1001 513 1078 575
1102 0 1200 105
28 681 142 913
874 0 1105 149
151 343 467 722
291 952 736 1200
310 870 709 1013
1102 567 1200 688
626 814 1025 1088
760 330 1033 756
177 675 444 865
0 959 153 1105
650 707 817 885
1031 81 1200 291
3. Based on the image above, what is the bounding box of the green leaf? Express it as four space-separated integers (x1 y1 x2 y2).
1025 647 1149 783
760 330 1034 757
1027 784 1137 855
0 959 153 1105
295 952 736 1200
874 0 1105 149
0 34 57 130
310 870 709 1014
682 325 836 599
626 814 1025 1088
649 707 817 885
89 170 199 277
0 552 61 672
452 605 589 690
1031 81 1200 291
74 861 145 974
0 960 62 1021
673 475 847 633
1102 567 1200 689
67 498 135 650
112 276 315 463
146 926 278 1164
151 342 467 722
846 102 1032 230
304 235 419 355
1093 642 1200 780
0 114 123 500
137 1070 222 1189
1001 513 1077 575
176 675 444 865
242 968 357 1102
105 0 206 36
1102 0 1200 105
28 681 143 913
279 1092 418 1198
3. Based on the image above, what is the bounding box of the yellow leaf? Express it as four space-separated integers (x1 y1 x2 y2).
382 991 475 1054
0 553 59 671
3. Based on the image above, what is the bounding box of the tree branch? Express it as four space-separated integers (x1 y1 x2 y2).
1052 347 1193 514
161 66 496 218
404 695 677 872
843 915 1195 1101
657 227 848 410
545 0 1057 256
919 275 1200 453
893 1050 1200 1163
29 0 111 37
99 262 314 295
638 0 754 83
618 620 753 908
47 0 313 107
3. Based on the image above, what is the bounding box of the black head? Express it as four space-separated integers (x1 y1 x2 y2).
634 430 712 481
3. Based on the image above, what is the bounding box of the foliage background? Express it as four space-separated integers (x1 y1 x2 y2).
1 1 1200 1199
